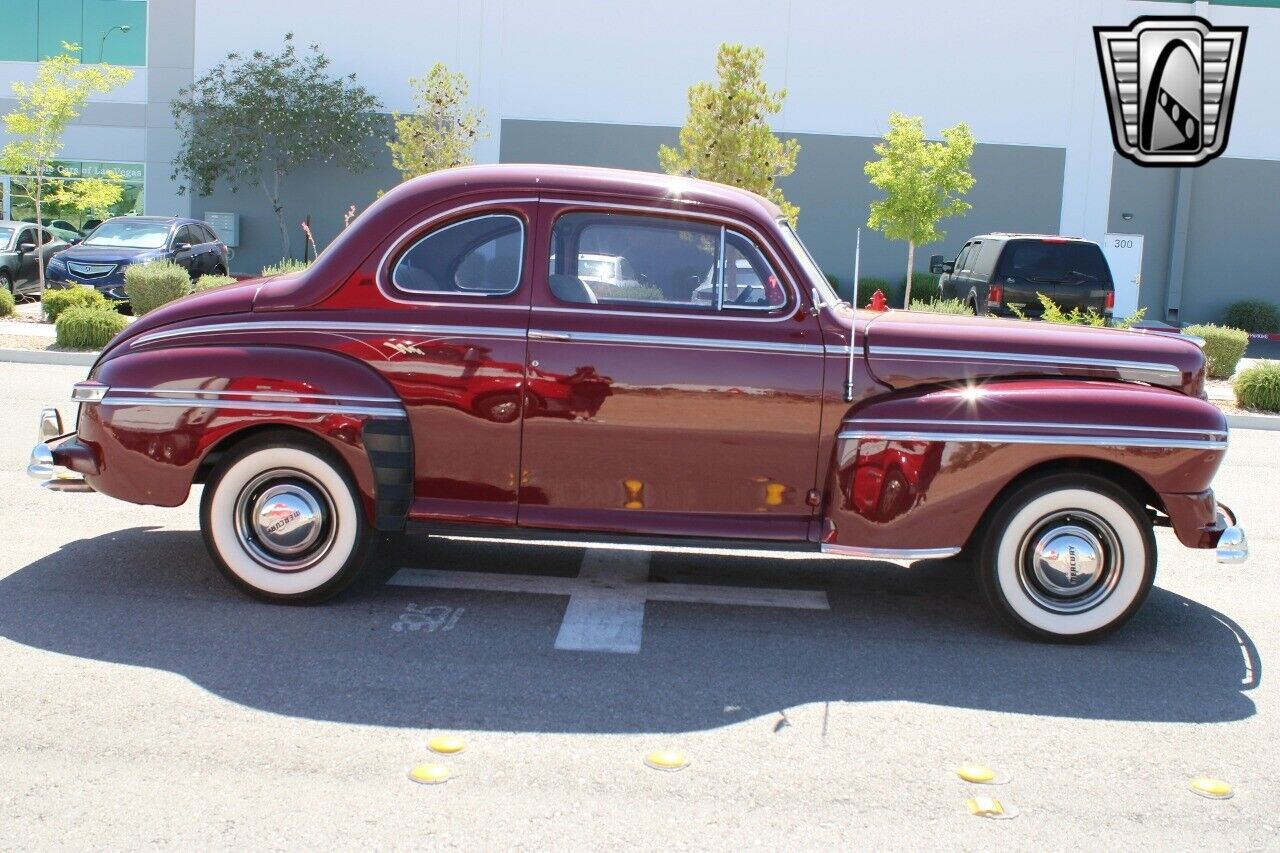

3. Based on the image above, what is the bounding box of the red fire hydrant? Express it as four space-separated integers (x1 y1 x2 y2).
868 289 889 312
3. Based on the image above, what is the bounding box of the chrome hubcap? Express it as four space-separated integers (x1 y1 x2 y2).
233 470 336 572
1017 510 1122 614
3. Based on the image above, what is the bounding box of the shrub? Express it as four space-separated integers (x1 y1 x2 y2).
261 258 312 277
0 287 13 317
903 271 940 304
1184 323 1248 379
1223 299 1280 334
1011 293 1147 330
1235 361 1280 412
124 261 191 316
909 297 973 315
42 287 111 322
194 274 237 292
55 306 129 349
855 277 897 308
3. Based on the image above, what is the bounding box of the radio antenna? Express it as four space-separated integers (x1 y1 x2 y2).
844 227 861 403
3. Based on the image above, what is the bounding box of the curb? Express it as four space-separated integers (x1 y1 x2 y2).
0 347 98 367
1227 413 1280 431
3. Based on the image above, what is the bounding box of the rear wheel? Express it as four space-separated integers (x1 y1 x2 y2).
975 473 1156 642
1 270 13 298
200 434 375 603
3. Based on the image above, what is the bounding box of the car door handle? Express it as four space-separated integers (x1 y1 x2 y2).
529 330 571 341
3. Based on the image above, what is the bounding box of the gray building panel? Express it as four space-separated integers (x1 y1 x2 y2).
500 119 1066 298
1108 154 1178 320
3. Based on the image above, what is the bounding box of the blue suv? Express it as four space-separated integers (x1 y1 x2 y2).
46 216 230 301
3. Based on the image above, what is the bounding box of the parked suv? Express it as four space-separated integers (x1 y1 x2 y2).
45 216 229 302
931 233 1115 319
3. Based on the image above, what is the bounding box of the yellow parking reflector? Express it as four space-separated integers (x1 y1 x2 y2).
407 763 451 785
957 764 1008 784
1189 777 1233 799
965 796 1018 819
644 750 689 772
428 735 466 755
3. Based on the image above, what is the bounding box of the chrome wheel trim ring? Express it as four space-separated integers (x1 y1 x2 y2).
1015 510 1123 615
232 469 337 572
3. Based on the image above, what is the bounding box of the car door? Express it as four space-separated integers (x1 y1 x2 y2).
14 227 40 293
375 203 536 525
171 225 198 275
38 228 66 279
518 201 826 540
941 242 971 301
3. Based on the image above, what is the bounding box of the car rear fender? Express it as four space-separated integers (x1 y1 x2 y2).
68 345 413 530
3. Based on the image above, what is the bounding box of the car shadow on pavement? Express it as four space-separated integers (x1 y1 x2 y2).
0 527 1260 732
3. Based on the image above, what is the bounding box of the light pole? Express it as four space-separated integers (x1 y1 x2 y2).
98 24 131 63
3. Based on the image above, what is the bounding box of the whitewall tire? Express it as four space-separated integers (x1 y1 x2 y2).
976 473 1156 642
200 435 375 603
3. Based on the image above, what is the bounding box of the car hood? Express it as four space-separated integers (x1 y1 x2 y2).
56 245 164 264
862 310 1206 397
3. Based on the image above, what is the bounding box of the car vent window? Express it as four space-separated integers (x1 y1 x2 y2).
392 213 524 296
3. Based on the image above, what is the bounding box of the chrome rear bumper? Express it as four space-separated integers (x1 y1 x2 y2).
27 407 94 493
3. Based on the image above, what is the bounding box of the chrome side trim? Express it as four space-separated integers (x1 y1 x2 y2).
822 544 962 560
106 387 403 404
528 329 823 355
837 430 1227 451
843 418 1228 440
823 344 866 356
869 346 1183 381
101 397 407 418
133 321 527 347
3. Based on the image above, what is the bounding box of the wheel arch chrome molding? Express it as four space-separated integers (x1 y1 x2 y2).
867 345 1184 382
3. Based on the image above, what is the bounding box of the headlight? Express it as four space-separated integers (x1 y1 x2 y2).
47 256 66 269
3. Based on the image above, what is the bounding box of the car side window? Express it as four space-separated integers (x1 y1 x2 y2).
547 211 787 312
953 243 972 273
17 227 34 247
392 213 524 296
199 224 218 243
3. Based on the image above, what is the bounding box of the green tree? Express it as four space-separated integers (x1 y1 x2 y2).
659 43 800 225
170 33 382 259
864 112 976 306
1 43 132 286
388 63 485 181
48 173 126 224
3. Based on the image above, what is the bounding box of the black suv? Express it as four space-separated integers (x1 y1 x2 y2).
931 233 1115 319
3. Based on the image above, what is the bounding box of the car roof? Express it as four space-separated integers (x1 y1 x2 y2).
385 163 786 223
98 215 204 227
970 232 1096 244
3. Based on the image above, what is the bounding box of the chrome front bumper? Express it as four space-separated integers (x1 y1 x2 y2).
27 407 93 493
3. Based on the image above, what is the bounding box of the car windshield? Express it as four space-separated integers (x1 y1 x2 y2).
0 227 13 247
83 221 170 249
779 221 842 306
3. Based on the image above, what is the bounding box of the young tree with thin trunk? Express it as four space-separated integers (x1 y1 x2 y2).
660 43 800 226
864 112 976 306
387 63 485 181
169 34 381 260
1 43 132 287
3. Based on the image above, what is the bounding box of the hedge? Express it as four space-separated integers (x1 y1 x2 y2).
55 306 129 349
1183 323 1248 379
0 287 13 317
909 297 974 315
124 261 191 316
1223 299 1280 335
1235 361 1280 412
261 258 312 276
42 286 112 322
194 274 238 292
903 271 940 305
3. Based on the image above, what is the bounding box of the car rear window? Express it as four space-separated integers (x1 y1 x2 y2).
998 240 1111 283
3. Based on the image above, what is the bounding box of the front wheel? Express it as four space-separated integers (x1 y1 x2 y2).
975 473 1156 642
200 434 376 603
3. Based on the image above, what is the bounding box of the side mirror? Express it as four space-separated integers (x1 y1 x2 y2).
175 241 192 252
69 237 83 245
929 254 953 274
17 241 36 253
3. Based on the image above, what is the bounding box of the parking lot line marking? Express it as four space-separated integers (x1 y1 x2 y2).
554 549 649 654
387 547 831 654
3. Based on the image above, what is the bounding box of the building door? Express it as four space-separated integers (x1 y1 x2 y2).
1103 233 1144 319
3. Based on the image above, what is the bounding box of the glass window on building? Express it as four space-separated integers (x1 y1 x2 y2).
0 0 146 65
1 161 145 241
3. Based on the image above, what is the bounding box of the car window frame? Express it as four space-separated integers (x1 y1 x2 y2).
543 207 796 318
389 211 527 299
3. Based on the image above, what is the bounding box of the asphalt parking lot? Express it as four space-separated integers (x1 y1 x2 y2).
1 362 1276 849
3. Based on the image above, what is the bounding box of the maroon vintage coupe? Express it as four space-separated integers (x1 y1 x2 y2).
28 164 1246 641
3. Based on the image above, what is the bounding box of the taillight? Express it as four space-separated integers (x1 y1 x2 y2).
1104 290 1115 311
988 283 1004 305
